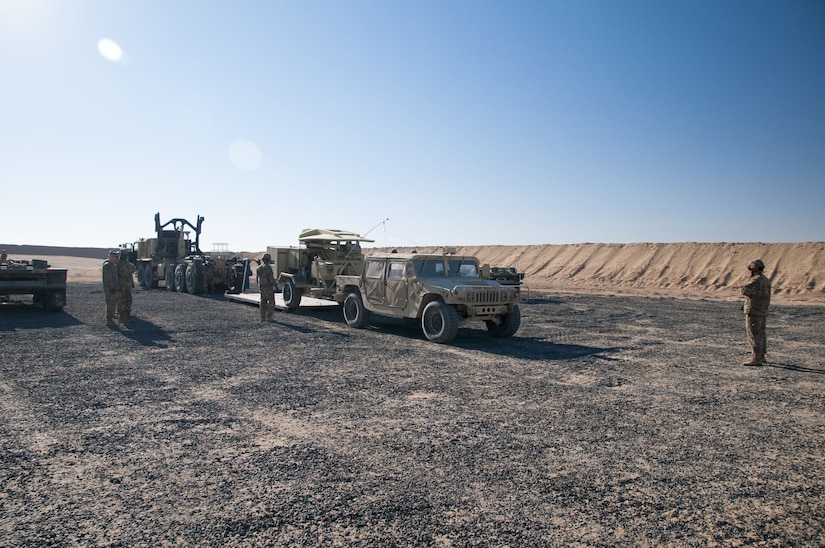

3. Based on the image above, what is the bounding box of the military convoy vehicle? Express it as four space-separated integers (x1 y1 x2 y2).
266 228 373 310
488 266 525 286
128 213 246 295
334 248 521 343
0 258 67 311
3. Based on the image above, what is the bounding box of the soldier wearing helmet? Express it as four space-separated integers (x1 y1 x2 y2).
740 258 771 366
102 250 121 326
203 256 216 295
256 253 276 321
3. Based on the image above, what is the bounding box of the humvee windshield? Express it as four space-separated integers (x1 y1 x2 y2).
448 258 479 277
412 257 479 278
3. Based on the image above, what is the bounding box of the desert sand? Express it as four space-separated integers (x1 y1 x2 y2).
7 241 824 304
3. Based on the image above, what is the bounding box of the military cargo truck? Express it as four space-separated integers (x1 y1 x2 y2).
334 248 521 343
267 228 374 310
128 213 246 295
0 258 67 311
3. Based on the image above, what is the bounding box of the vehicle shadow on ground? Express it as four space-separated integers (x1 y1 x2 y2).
0 305 83 332
353 317 616 361
111 318 174 348
454 333 619 361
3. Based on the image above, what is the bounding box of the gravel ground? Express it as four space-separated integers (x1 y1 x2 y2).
1 285 824 546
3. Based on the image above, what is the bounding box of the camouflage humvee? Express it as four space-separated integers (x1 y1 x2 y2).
335 249 522 343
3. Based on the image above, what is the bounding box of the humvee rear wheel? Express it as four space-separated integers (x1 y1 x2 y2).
421 300 459 344
343 292 370 328
165 266 175 291
282 279 302 310
485 304 521 337
174 264 187 293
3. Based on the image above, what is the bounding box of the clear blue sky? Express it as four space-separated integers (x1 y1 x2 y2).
1 0 823 251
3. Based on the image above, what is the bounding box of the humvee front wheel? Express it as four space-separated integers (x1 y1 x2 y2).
282 279 302 310
421 300 459 343
343 292 370 328
485 304 521 337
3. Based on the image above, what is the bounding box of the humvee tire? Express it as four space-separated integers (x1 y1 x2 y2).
421 300 459 344
343 292 370 328
485 304 521 337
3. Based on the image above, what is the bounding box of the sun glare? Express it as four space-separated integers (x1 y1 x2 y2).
97 38 123 62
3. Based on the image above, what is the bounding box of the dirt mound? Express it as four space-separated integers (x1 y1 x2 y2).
381 242 825 304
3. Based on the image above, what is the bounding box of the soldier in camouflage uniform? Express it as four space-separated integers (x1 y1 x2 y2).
203 258 216 295
256 253 276 321
740 259 771 366
102 250 121 325
117 252 136 323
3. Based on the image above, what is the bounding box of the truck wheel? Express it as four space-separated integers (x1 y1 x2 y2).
343 292 370 328
145 263 157 289
485 304 521 337
174 264 187 293
165 266 175 291
136 264 144 287
44 290 66 311
421 300 459 343
185 261 203 295
282 279 302 310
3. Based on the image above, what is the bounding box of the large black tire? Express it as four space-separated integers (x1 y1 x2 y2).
165 266 175 291
185 261 204 295
485 304 521 337
145 263 157 289
44 290 66 312
343 292 370 328
136 264 144 287
174 264 187 293
421 300 459 343
282 279 302 310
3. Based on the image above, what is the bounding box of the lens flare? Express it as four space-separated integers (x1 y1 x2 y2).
97 38 123 62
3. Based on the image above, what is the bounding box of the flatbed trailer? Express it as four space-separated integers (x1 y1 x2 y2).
0 259 68 311
225 290 338 311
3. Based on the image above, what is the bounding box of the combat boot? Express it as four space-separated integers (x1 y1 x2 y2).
743 354 765 366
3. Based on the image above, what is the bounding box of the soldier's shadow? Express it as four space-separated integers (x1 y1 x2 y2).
767 362 825 375
114 318 174 348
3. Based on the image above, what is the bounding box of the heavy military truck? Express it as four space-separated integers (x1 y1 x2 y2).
266 228 374 310
0 258 67 311
128 213 246 295
334 248 521 343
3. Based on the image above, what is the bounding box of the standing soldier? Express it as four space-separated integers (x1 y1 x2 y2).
256 253 276 322
740 259 771 366
117 252 136 323
203 257 216 295
102 250 120 326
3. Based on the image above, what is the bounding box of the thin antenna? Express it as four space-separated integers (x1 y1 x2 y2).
362 218 389 239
